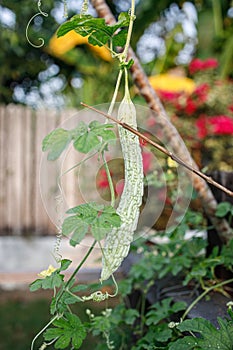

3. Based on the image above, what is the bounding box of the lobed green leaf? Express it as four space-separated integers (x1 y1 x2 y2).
42 128 72 160
29 279 43 292
44 313 86 349
57 12 130 48
168 337 198 350
30 272 64 292
177 317 233 350
63 203 121 245
59 259 72 271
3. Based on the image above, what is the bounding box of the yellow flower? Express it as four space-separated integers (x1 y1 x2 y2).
38 265 57 278
48 30 112 62
149 73 195 94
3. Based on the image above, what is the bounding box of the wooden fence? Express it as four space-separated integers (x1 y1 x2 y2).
0 104 85 236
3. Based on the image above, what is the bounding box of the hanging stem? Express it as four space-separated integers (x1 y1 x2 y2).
122 0 136 61
108 69 123 115
102 151 115 207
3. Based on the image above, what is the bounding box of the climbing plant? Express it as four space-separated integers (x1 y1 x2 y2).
28 1 233 349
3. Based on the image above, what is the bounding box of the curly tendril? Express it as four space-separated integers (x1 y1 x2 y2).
26 0 48 48
81 0 89 14
63 0 68 18
82 273 119 302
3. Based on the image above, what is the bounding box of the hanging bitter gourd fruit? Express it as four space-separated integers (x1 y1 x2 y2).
100 73 144 281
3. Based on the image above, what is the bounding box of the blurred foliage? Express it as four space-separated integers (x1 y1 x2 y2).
0 0 232 107
197 0 233 78
151 58 233 171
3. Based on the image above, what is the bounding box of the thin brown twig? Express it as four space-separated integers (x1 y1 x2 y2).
81 102 233 198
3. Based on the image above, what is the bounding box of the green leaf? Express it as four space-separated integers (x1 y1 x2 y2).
216 202 232 217
44 327 64 340
168 337 198 350
73 121 115 154
72 332 83 348
112 28 128 47
177 317 216 335
55 334 71 349
57 13 130 48
30 272 64 292
60 259 72 271
44 313 86 349
74 130 100 153
57 15 113 47
172 301 187 313
57 15 105 37
29 279 43 292
63 203 121 244
117 12 131 26
146 298 186 326
124 309 140 325
42 128 72 160
89 121 116 142
91 222 110 241
62 216 89 246
66 202 103 216
42 273 63 290
153 324 173 342
177 317 233 350
97 206 122 228
50 293 75 315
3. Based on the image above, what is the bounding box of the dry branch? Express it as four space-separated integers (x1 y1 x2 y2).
91 0 233 243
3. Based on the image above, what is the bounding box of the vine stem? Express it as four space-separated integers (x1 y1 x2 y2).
101 152 115 207
108 70 123 116
65 240 97 289
80 102 233 200
122 0 135 60
55 240 97 309
181 277 233 321
108 0 135 115
31 314 60 350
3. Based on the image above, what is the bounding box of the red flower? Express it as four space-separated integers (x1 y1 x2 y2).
185 98 197 115
189 58 218 74
189 58 204 74
203 58 218 70
210 115 233 135
196 115 233 138
158 90 181 102
194 83 209 103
